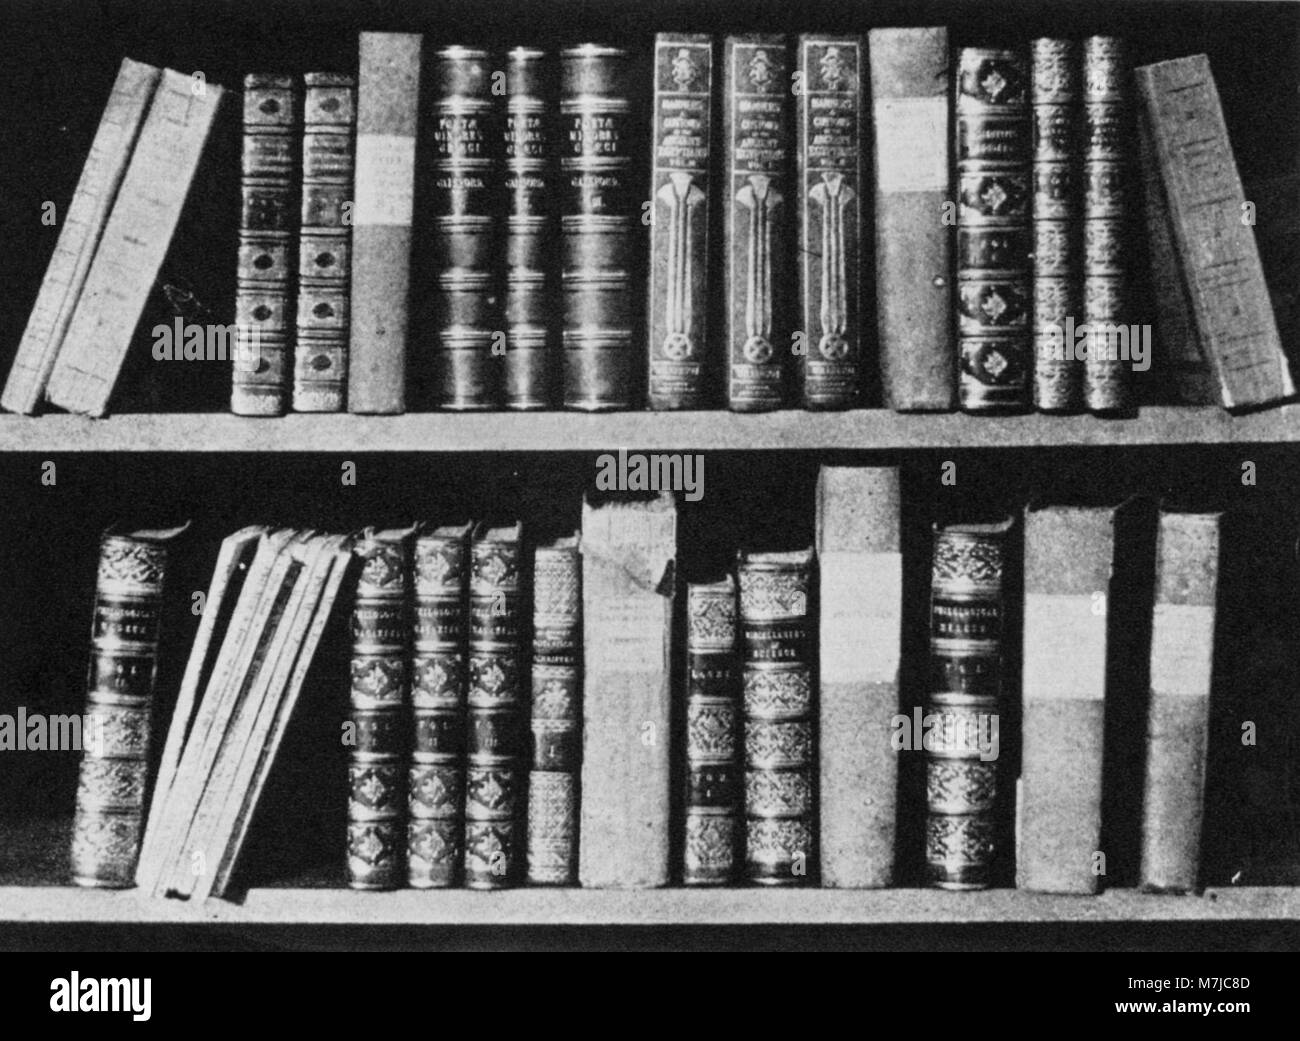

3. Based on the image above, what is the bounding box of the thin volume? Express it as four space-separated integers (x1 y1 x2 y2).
797 35 865 410
724 36 791 412
955 48 1032 411
648 33 714 410
233 74 298 417
294 73 356 413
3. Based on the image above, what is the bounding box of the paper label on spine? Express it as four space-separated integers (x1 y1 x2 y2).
819 551 901 685
874 97 947 193
354 134 415 226
1023 592 1106 699
1151 601 1215 697
587 592 666 674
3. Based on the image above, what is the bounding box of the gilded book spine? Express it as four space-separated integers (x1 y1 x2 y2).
1030 39 1082 412
528 537 582 885
724 36 791 411
71 530 182 887
797 36 864 410
233 74 298 417
738 549 814 885
408 525 471 888
465 523 525 888
1082 37 1131 412
561 46 638 410
684 577 740 885
293 73 355 413
347 531 412 890
648 33 714 410
504 48 556 410
428 47 503 410
926 521 1011 889
956 48 1031 411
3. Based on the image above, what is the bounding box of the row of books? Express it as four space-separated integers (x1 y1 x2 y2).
2 30 1292 418
70 472 1226 895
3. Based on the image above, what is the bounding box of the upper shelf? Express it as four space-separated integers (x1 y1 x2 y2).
0 406 1298 452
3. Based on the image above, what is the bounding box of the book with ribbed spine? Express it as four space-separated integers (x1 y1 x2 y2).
797 36 864 410
293 73 355 413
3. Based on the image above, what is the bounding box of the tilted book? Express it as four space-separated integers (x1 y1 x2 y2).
349 32 422 414
648 33 714 410
869 28 955 412
816 466 901 888
579 495 676 887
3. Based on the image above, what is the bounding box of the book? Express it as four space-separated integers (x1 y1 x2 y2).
293 73 356 413
232 74 298 417
1030 39 1082 412
464 522 526 888
1018 505 1117 893
926 519 1012 889
797 35 864 410
408 524 471 888
579 495 676 887
46 70 224 417
504 48 556 410
527 535 582 885
648 33 714 410
869 28 955 412
2 59 161 415
1135 55 1295 409
427 47 502 410
349 32 422 415
724 35 791 412
561 45 638 410
71 524 187 887
816 466 901 888
683 576 740 885
1141 509 1221 893
738 547 815 885
955 48 1031 411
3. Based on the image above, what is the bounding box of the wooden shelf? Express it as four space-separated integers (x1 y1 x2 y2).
1 406 1299 452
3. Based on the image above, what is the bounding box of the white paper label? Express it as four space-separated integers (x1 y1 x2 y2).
586 592 666 674
818 551 901 685
873 96 947 193
353 133 415 226
1150 601 1215 697
1022 593 1107 700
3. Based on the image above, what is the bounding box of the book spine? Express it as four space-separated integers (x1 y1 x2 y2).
504 48 557 410
561 46 638 410
797 35 864 410
527 539 582 885
816 466 901 887
869 27 955 412
2 59 161 415
1141 510 1220 893
349 32 422 415
683 577 740 885
408 529 470 888
648 33 714 410
579 495 677 887
347 533 412 890
428 47 503 410
724 36 791 412
465 525 525 888
233 74 298 417
956 48 1031 411
1135 55 1294 409
293 73 355 413
1082 37 1131 412
738 549 815 885
926 523 1010 889
71 535 175 887
1030 39 1083 412
1019 506 1115 893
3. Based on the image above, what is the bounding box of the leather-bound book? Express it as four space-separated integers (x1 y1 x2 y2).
724 36 791 412
293 73 356 413
738 547 815 885
797 35 864 410
561 45 638 410
648 33 715 410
